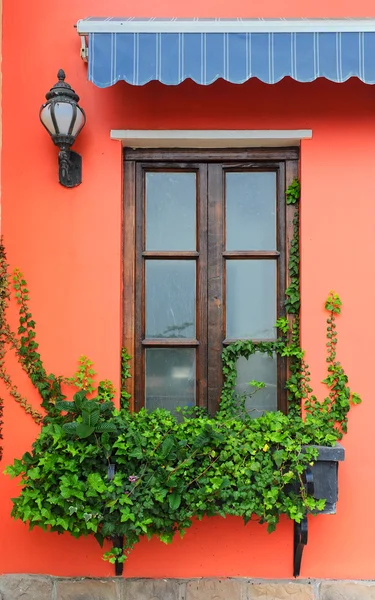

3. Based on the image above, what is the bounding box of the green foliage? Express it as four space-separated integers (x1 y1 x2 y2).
0 245 45 427
0 244 119 446
120 348 132 410
66 356 96 394
285 182 300 315
286 179 301 204
103 546 127 565
275 317 289 334
5 296 360 566
284 180 302 419
12 268 65 416
302 291 360 439
0 181 362 569
57 390 118 439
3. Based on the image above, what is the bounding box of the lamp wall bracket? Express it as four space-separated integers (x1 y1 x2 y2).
58 150 82 188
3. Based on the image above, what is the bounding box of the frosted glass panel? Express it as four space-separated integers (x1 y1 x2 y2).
40 104 56 134
226 260 276 339
41 103 84 137
71 107 85 136
145 348 196 411
235 352 277 417
226 172 276 250
146 260 196 338
146 172 196 251
41 102 74 135
53 103 74 135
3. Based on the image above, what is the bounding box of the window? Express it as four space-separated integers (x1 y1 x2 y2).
123 148 299 415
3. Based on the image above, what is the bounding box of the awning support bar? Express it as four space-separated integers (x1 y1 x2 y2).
80 35 88 61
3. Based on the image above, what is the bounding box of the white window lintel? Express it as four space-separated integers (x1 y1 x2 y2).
110 130 312 148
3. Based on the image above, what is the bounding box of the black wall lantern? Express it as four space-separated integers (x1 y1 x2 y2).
40 70 86 188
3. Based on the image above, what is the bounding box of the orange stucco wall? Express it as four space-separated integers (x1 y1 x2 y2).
1 0 375 580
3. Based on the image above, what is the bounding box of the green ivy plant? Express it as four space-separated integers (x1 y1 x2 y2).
2 180 362 571
66 356 97 394
58 390 118 439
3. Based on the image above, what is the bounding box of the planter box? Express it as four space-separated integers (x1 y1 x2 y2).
304 443 345 514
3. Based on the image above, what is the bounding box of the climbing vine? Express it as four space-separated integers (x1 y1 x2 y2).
1 179 362 571
0 246 44 433
0 258 66 429
285 178 301 316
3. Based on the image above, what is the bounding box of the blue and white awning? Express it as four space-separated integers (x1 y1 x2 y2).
76 18 375 87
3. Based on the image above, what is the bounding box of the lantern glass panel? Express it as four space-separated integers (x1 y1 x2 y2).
52 102 74 135
71 107 85 137
40 104 57 135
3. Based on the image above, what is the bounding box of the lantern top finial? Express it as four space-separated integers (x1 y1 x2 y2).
45 69 80 103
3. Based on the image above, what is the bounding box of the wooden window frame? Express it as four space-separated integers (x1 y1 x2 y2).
123 148 299 414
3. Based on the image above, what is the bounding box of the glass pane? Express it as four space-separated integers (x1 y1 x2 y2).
71 107 85 137
226 260 277 339
146 172 196 251
146 260 196 338
226 172 277 250
235 352 277 417
145 348 196 411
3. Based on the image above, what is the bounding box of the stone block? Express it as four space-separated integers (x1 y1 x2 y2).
320 582 375 600
56 578 119 600
0 575 53 600
122 579 182 600
246 582 314 600
186 579 242 600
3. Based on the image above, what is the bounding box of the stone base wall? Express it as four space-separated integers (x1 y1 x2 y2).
1 576 375 600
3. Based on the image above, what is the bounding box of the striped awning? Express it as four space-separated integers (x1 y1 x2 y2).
76 18 375 87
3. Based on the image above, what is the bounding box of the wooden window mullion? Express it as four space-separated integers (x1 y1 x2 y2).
196 164 209 408
207 163 224 415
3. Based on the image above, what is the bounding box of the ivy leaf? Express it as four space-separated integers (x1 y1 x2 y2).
168 492 181 511
249 380 266 390
5 458 24 478
101 522 116 537
87 473 106 493
21 452 34 466
159 532 174 544
129 448 143 459
161 435 175 458
94 532 105 547
273 450 284 468
153 489 168 503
